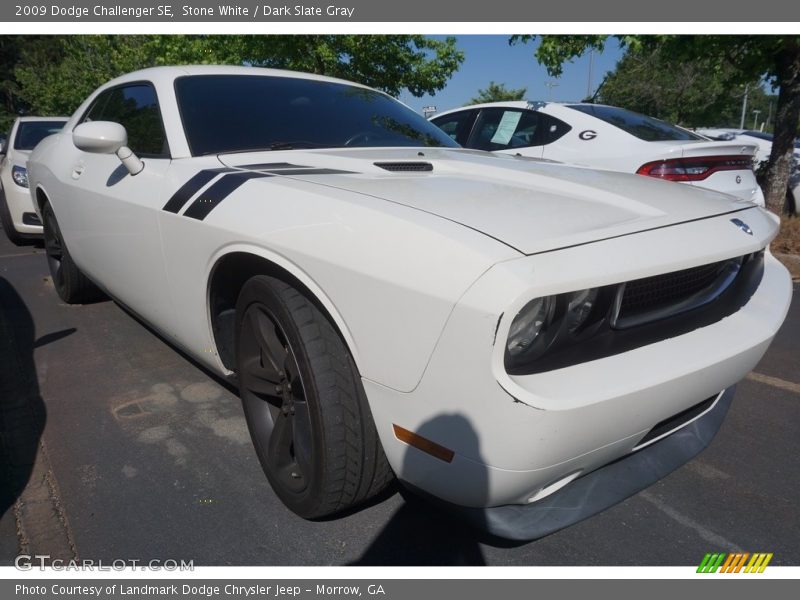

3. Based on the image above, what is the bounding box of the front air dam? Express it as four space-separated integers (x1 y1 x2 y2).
411 386 735 542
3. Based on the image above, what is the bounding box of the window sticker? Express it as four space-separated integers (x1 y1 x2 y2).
490 111 523 145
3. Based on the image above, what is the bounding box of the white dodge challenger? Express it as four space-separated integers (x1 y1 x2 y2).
27 66 792 540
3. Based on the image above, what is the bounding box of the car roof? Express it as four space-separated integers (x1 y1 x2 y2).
101 65 375 92
15 116 69 123
432 100 627 119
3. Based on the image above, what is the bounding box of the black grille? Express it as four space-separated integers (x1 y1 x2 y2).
374 162 433 172
616 256 744 327
22 212 41 226
635 394 717 448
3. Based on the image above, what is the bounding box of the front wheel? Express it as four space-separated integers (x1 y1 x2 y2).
42 202 102 304
235 275 393 518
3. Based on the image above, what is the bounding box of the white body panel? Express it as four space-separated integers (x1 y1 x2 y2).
432 102 765 206
0 116 67 236
27 66 793 511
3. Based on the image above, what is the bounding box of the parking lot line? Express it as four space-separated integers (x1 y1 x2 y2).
746 371 800 395
639 491 743 552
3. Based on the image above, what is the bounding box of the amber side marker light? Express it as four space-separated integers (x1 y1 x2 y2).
392 424 455 463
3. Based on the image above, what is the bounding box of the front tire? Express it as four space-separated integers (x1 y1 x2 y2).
42 202 101 304
235 275 392 518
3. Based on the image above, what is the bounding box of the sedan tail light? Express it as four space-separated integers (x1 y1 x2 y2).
637 155 753 182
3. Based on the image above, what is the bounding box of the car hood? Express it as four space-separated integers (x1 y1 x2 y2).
220 148 752 255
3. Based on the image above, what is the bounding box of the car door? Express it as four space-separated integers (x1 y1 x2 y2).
465 108 547 158
56 82 176 327
430 109 479 146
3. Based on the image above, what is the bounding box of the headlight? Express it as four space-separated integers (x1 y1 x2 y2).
565 288 598 334
12 165 28 188
505 286 613 372
506 297 554 358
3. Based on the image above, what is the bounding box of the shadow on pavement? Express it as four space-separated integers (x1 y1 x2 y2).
0 277 50 522
352 414 489 565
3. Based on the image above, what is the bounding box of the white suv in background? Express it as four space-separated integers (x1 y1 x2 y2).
1 116 68 244
431 102 765 206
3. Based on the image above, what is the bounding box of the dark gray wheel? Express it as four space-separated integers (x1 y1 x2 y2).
235 275 392 518
42 202 101 304
0 188 26 246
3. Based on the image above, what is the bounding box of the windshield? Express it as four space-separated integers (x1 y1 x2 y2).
566 104 704 142
175 74 458 156
14 121 66 150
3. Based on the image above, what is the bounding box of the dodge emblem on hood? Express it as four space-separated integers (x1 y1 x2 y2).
731 218 753 235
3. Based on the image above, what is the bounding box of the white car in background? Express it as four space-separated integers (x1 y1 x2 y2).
26 66 791 540
431 102 765 206
0 116 68 244
697 128 800 211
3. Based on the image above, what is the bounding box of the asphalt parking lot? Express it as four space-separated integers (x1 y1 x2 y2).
0 229 798 566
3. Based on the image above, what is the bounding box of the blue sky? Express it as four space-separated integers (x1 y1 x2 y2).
398 36 624 115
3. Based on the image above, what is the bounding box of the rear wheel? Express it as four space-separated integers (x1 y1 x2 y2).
42 202 101 304
235 275 392 518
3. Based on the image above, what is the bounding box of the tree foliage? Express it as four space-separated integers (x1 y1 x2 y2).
511 35 800 213
596 44 775 129
468 81 527 104
10 35 464 117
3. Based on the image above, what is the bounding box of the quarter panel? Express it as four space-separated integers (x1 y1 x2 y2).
156 163 517 390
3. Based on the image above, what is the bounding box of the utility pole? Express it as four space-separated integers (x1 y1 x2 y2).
752 109 761 130
766 101 773 132
739 83 750 130
587 50 594 100
545 81 559 101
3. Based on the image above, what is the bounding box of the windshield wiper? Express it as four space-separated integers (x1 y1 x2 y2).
267 141 325 150
211 142 329 156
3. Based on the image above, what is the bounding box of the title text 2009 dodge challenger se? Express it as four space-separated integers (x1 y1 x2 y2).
27 66 792 540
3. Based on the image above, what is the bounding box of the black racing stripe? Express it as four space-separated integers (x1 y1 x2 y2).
267 168 356 175
236 162 307 170
182 172 273 221
163 168 233 213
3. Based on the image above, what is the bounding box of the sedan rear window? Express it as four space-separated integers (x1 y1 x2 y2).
175 75 458 156
566 104 703 142
14 121 66 150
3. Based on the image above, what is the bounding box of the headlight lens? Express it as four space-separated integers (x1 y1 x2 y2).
506 297 552 357
505 287 609 371
12 165 28 188
566 288 598 334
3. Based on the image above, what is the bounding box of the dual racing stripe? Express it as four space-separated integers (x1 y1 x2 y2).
162 163 356 221
183 172 273 221
162 167 234 213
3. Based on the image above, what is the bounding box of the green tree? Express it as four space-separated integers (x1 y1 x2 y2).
512 35 800 214
13 35 463 117
468 81 527 105
595 44 775 129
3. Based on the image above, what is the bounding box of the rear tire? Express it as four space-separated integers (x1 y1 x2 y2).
235 275 393 518
42 202 102 304
0 188 26 246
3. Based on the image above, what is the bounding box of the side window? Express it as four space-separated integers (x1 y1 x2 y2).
83 90 113 124
539 114 572 145
430 110 477 146
468 108 543 151
82 84 168 158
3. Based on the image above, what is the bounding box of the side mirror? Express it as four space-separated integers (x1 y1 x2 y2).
73 121 126 154
72 121 143 175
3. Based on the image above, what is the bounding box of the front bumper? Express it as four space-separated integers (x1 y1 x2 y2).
364 207 791 515
0 184 42 236
449 386 734 541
